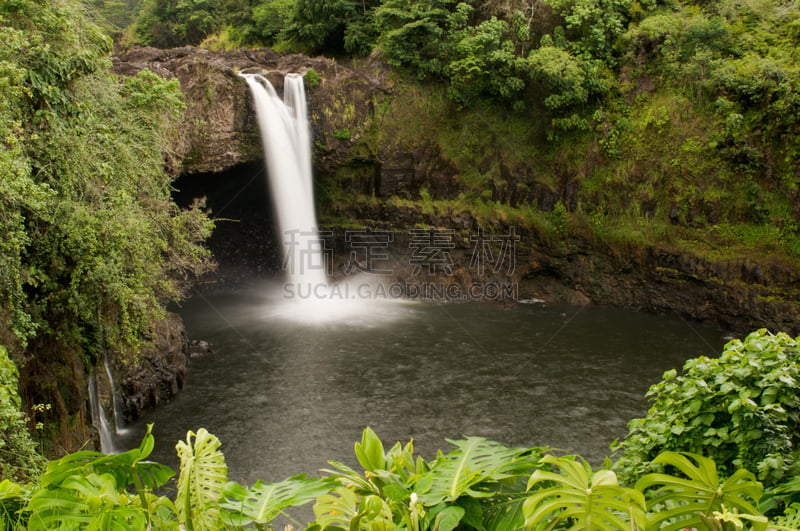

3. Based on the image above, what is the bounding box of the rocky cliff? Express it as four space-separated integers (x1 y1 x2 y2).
112 46 388 176
112 46 800 336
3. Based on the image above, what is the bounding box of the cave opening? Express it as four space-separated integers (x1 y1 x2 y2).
172 161 282 291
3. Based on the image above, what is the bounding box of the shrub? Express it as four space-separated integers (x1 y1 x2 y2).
0 346 45 482
614 329 800 489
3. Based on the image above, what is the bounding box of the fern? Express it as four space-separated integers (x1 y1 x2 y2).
175 428 228 531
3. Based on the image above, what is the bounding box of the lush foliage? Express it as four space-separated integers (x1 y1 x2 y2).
0 0 214 351
0 346 45 482
0 0 213 452
614 329 800 492
1 426 791 530
123 0 800 260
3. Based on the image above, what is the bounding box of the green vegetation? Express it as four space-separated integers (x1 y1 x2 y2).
0 331 796 528
0 346 45 482
614 329 800 490
3 1 800 528
0 0 214 458
94 0 800 267
0 425 795 529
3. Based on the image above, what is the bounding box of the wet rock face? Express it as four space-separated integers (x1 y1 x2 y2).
112 46 388 177
116 312 188 422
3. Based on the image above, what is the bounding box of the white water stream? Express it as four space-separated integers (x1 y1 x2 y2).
240 73 326 293
88 373 117 453
240 72 405 324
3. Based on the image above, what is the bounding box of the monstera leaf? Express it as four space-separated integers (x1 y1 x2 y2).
219 474 334 527
417 437 544 506
313 486 397 530
523 454 647 531
636 451 765 531
175 428 228 531
25 424 175 529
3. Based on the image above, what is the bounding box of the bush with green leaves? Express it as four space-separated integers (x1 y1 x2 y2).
0 346 45 483
0 0 214 450
614 329 800 490
2 426 790 530
1 0 215 352
135 0 221 47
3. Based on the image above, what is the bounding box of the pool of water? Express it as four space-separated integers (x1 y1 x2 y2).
118 285 728 487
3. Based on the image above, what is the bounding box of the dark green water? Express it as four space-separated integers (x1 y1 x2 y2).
118 285 729 486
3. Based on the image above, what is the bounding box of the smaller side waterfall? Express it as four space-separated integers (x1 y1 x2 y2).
102 352 126 435
88 373 117 454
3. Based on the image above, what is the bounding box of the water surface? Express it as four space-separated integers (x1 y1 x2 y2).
119 286 727 486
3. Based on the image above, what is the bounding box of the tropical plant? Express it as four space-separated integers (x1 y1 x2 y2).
0 346 45 482
0 479 28 530
24 424 176 530
614 329 800 489
175 428 229 530
135 0 221 47
523 454 647 530
317 427 548 530
0 0 214 452
220 474 335 527
3 426 798 529
635 451 766 531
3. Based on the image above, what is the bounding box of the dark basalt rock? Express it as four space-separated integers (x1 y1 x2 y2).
112 46 389 177
115 313 189 422
113 45 800 337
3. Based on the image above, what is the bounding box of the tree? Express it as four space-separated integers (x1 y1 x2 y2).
283 0 380 54
135 0 220 47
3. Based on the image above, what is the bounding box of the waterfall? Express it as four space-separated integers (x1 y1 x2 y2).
240 73 327 293
88 373 116 453
102 352 126 435
240 71 403 324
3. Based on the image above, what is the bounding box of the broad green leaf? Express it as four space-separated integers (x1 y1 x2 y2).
219 474 334 526
636 452 764 531
418 437 543 506
40 424 174 492
524 454 646 531
27 473 148 531
432 504 465 531
314 486 361 529
175 428 228 531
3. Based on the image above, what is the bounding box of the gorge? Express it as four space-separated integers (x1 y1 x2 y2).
113 45 800 336
5 1 800 526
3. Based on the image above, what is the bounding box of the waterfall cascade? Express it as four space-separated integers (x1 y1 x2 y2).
88 373 117 453
241 71 403 324
103 352 126 435
240 73 327 293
